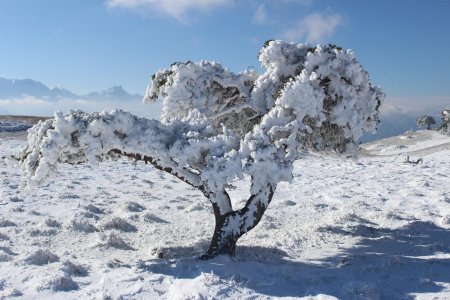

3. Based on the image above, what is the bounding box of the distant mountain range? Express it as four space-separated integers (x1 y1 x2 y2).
0 77 143 102
1 77 447 142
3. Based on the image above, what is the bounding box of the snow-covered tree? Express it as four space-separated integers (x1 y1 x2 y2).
439 109 450 135
18 41 384 258
416 115 436 130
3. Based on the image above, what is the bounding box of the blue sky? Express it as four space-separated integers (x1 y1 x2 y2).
1 0 450 114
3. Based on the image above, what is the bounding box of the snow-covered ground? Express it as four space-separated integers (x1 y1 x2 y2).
0 120 32 133
1 121 449 299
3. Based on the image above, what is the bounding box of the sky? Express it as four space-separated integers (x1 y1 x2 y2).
1 0 450 117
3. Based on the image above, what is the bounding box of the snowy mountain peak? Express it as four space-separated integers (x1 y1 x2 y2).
0 77 52 99
84 85 141 101
106 85 126 93
0 77 143 102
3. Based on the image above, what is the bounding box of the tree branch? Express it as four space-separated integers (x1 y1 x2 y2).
109 149 233 214
109 149 203 190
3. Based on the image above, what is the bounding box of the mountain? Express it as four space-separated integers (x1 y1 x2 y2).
0 78 78 100
84 86 142 102
0 77 142 102
1 77 446 141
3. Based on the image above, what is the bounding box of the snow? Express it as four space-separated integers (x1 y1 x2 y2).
362 130 450 156
1 41 448 298
1 127 450 299
16 43 384 237
0 120 32 132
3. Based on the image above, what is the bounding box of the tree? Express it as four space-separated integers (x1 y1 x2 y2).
439 109 450 135
416 115 436 130
18 41 384 259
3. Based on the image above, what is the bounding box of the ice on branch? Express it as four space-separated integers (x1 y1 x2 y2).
19 41 384 258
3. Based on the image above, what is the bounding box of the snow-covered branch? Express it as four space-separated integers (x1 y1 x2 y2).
19 110 234 191
19 40 384 258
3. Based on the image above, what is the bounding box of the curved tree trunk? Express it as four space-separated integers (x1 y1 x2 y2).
200 213 238 258
200 185 276 259
110 149 276 260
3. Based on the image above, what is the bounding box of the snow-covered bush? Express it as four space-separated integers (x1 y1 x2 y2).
36 272 78 291
439 109 450 135
96 216 137 232
24 249 59 266
68 217 98 233
18 41 384 258
416 115 436 130
97 231 133 250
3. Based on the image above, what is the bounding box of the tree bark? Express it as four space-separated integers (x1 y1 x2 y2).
107 149 276 259
200 212 238 259
200 185 276 259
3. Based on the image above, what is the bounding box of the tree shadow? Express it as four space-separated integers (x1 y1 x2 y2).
140 221 450 299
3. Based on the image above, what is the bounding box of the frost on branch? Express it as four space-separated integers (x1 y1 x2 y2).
19 41 384 258
417 115 436 130
439 109 450 135
145 60 260 138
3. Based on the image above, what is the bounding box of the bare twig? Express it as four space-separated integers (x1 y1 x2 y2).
404 156 423 164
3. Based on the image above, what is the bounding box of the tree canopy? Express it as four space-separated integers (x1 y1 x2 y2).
19 41 384 257
417 115 436 130
439 109 450 135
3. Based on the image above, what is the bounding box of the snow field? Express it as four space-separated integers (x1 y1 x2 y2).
0 129 449 299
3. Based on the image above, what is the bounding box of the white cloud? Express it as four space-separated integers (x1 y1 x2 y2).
382 96 450 115
252 4 267 24
282 12 342 43
278 0 313 4
105 0 230 21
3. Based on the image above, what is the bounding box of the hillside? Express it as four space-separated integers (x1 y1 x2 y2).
0 123 449 299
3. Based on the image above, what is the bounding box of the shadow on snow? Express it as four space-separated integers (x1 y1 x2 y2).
141 221 450 299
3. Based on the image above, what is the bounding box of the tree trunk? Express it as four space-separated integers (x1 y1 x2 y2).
200 213 238 259
200 185 275 259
